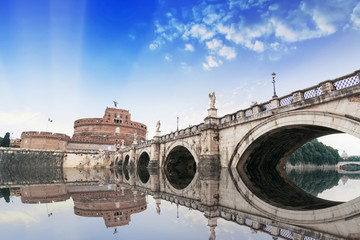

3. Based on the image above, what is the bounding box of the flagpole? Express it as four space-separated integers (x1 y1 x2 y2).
46 120 49 132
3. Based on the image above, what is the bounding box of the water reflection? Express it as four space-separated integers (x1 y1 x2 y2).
0 166 359 240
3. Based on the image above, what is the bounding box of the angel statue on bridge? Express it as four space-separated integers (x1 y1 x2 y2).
209 92 216 109
156 120 161 131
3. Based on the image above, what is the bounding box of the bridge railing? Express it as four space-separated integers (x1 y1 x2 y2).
160 123 203 141
219 70 360 127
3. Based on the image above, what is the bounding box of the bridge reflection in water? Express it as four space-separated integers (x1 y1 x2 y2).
1 166 360 240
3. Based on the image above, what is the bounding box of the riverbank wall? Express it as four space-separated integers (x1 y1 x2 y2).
0 147 112 169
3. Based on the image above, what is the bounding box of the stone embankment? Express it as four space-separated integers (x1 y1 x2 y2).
0 147 113 169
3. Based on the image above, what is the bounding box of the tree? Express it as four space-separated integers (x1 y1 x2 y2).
0 188 10 203
288 139 341 166
346 156 360 162
0 132 10 147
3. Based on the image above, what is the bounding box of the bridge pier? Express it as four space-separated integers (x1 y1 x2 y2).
148 132 161 171
198 113 221 206
148 132 161 192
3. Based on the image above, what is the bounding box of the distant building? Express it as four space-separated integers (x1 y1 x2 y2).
341 150 349 160
20 106 147 151
10 138 21 148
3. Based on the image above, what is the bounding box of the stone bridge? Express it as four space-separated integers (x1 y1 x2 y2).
337 161 360 174
108 69 360 239
114 69 360 171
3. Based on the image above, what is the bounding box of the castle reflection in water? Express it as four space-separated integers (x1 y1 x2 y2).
19 184 146 228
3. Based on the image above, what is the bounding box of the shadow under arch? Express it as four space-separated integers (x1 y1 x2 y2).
164 146 197 190
230 111 360 212
137 151 150 184
123 155 130 181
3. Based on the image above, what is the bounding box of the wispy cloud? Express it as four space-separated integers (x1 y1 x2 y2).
202 56 222 71
351 2 360 29
150 0 360 68
184 43 195 52
164 54 172 62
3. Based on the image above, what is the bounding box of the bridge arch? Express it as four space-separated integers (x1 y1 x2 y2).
229 110 360 223
163 143 198 192
137 151 150 184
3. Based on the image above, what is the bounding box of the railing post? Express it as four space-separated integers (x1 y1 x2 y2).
293 233 304 240
320 80 334 94
292 91 304 102
236 216 245 224
356 70 360 80
252 220 260 229
237 110 244 120
225 115 231 123
270 226 280 236
270 98 280 109
252 104 260 114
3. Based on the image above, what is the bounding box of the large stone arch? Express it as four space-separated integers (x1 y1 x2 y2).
137 151 150 184
162 142 198 193
162 141 200 167
229 110 360 223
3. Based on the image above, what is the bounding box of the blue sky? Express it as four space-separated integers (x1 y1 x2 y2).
1 0 360 154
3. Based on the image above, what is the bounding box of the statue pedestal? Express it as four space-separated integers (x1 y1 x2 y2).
208 108 218 117
155 130 161 137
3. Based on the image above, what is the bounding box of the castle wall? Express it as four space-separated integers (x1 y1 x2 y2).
21 132 70 150
66 142 115 151
71 107 147 148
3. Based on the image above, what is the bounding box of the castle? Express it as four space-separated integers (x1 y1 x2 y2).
20 107 147 151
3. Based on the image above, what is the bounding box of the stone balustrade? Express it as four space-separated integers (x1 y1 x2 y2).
159 123 203 142
219 69 360 127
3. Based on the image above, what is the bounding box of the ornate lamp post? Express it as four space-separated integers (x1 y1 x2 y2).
272 72 278 98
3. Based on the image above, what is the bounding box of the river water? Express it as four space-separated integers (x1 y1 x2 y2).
0 167 359 240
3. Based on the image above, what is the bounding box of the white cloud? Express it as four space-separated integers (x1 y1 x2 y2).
272 20 299 42
268 4 279 11
203 13 220 25
218 46 236 59
312 12 336 35
187 24 215 41
184 43 195 52
206 39 223 50
202 56 222 71
351 3 360 29
149 40 161 50
270 42 280 51
252 40 265 52
205 39 236 60
150 0 360 66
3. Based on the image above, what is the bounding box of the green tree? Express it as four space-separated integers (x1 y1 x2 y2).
0 132 10 147
0 188 10 203
346 156 360 162
288 139 341 166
